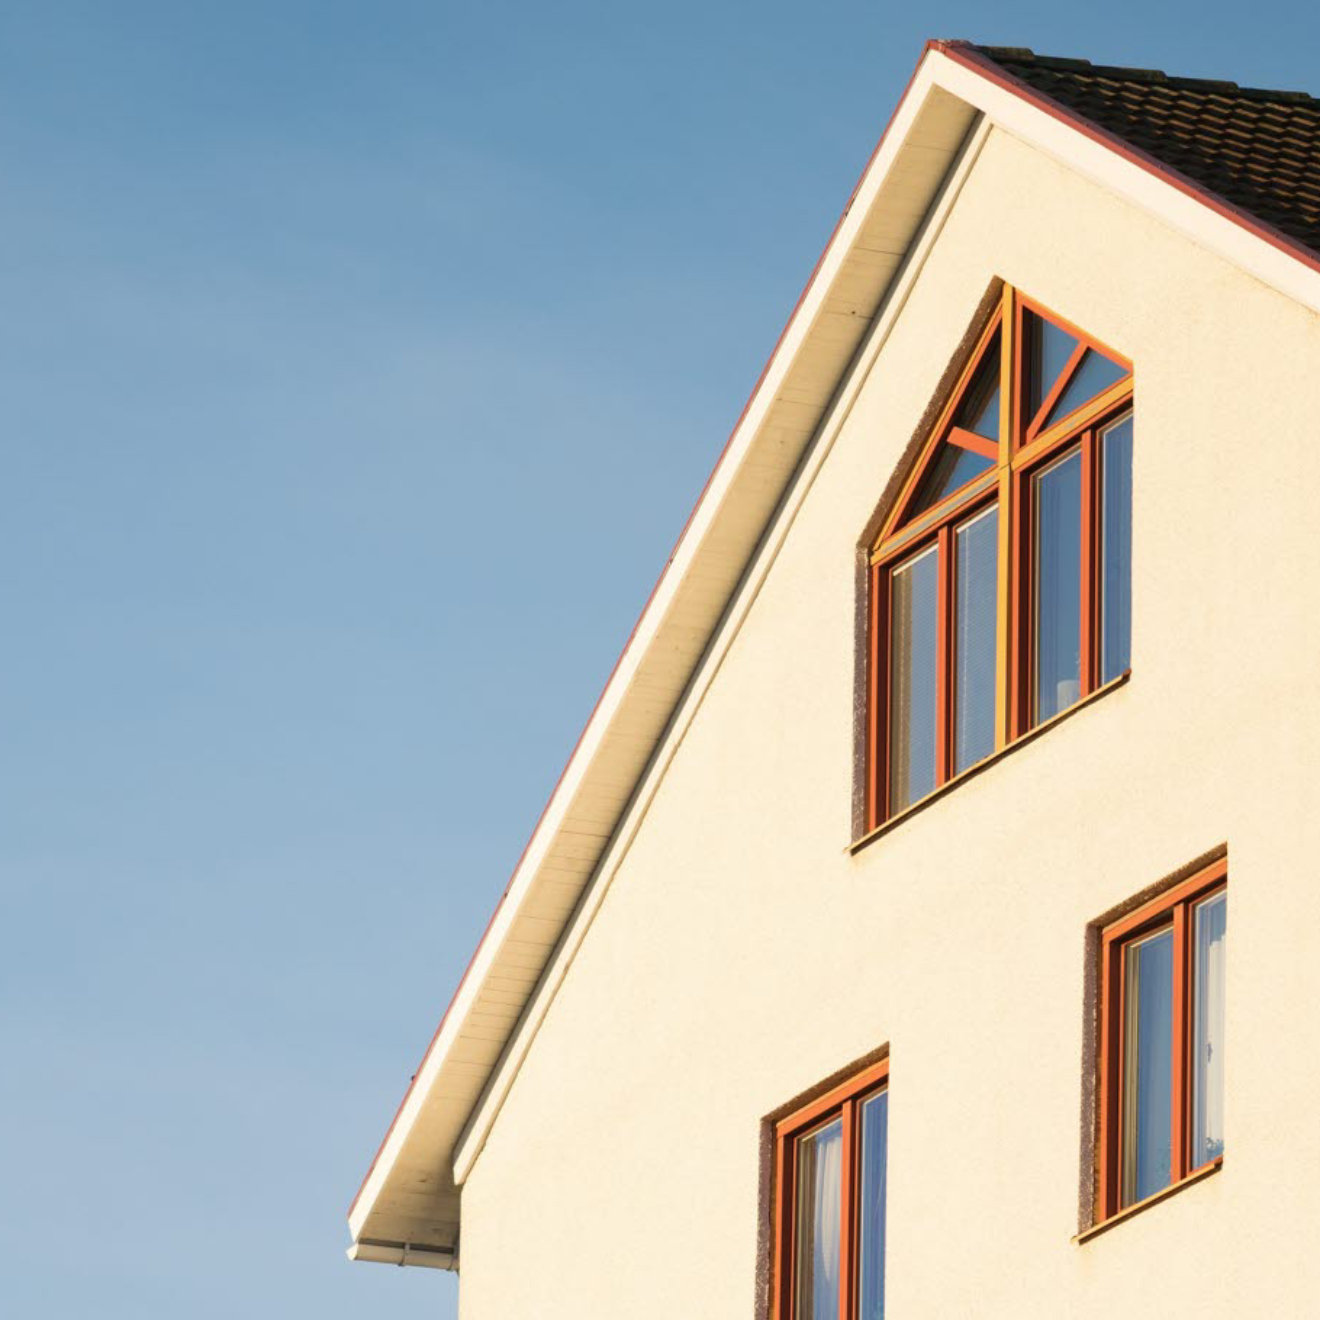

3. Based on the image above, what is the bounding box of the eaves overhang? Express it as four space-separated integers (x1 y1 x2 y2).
348 39 1320 1265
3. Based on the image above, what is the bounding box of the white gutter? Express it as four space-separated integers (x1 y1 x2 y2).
346 1240 457 1270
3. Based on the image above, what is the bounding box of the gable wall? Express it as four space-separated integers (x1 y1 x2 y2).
456 126 1320 1317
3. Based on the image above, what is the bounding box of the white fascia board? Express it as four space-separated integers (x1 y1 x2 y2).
347 1241 456 1270
927 48 1320 314
349 49 960 1241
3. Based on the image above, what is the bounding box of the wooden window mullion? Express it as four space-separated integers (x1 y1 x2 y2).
838 1099 856 1320
1097 932 1122 1221
1170 901 1190 1184
935 526 953 785
1009 469 1031 742
773 1131 794 1320
1012 294 1027 452
1027 340 1087 441
866 563 886 832
1079 428 1098 699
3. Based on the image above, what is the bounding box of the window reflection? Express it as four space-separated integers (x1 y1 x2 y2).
954 508 998 775
1100 413 1134 684
857 1090 888 1320
1121 927 1174 1206
1032 449 1082 724
888 546 939 813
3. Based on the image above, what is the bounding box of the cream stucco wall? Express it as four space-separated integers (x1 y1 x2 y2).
455 127 1320 1317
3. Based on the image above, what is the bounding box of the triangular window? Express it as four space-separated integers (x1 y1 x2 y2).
896 332 1001 526
910 442 993 516
1039 348 1128 432
1024 307 1129 439
953 337 1001 444
1027 312 1079 420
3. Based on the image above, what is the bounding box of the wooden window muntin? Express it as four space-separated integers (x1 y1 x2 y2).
866 287 1132 830
772 1057 889 1320
1096 858 1227 1223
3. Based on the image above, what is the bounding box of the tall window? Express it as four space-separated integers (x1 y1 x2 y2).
1097 858 1227 1221
772 1058 889 1320
865 287 1133 828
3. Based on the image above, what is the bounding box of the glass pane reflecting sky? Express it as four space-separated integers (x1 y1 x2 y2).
1033 450 1082 723
1100 414 1134 683
1122 928 1174 1206
888 546 939 812
858 1091 889 1320
954 508 998 774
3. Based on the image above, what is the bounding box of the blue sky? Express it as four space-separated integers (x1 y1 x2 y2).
3 2 1315 1315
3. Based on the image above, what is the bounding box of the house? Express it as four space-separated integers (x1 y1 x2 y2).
346 40 1320 1316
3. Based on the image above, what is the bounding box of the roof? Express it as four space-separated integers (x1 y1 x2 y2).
347 41 1320 1268
970 45 1320 254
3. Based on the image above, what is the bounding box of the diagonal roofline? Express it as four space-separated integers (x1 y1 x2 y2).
345 37 943 1232
348 38 1320 1264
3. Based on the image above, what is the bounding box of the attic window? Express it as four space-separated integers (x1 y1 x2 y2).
864 287 1133 830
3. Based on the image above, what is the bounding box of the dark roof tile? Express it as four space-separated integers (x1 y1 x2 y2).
965 45 1320 253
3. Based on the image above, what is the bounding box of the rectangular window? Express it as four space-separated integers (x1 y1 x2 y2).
773 1058 889 1320
1098 858 1227 1221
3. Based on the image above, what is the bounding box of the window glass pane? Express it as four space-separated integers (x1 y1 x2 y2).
954 337 1001 443
1121 927 1174 1207
1032 450 1082 724
910 442 993 517
1041 349 1127 431
794 1118 842 1320
1100 413 1134 684
888 546 939 814
1028 312 1079 420
1192 891 1228 1168
857 1090 889 1320
954 507 998 775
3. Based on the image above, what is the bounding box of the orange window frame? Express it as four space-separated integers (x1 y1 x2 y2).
771 1057 889 1320
1095 857 1227 1222
865 286 1133 831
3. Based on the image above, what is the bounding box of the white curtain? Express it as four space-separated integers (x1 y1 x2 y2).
796 1122 842 1320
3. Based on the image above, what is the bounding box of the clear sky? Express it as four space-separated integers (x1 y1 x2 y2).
3 1 1315 1315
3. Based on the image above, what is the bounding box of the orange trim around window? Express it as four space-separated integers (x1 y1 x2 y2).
865 285 1133 831
771 1057 889 1320
1096 856 1228 1223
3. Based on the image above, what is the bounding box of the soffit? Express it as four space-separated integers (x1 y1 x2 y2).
348 71 979 1257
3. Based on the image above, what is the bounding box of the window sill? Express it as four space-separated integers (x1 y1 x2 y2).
1074 1158 1223 1245
850 671 1130 855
